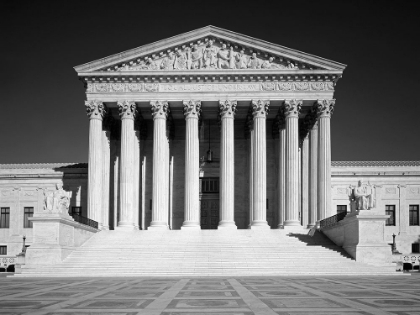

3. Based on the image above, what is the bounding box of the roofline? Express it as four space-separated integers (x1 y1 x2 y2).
74 25 346 73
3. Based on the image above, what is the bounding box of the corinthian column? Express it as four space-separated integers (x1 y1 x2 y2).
219 100 237 229
102 114 113 230
251 100 270 229
118 100 137 229
150 101 170 230
283 99 302 227
133 118 141 229
316 99 335 220
182 100 201 230
308 117 318 227
85 100 106 223
277 111 286 228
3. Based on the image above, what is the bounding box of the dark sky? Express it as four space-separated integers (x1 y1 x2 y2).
2 0 419 164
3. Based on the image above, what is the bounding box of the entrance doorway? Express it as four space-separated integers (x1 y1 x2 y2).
200 177 219 229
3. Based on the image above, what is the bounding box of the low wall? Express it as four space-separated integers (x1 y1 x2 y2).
322 211 393 266
25 213 98 266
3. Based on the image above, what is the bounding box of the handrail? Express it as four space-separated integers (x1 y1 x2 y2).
71 214 99 229
319 211 347 229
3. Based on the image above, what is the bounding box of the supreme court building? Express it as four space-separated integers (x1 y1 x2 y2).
1 26 420 271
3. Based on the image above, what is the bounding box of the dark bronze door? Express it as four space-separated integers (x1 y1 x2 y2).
200 198 219 229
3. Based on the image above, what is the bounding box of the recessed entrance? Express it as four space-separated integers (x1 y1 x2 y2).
200 177 219 229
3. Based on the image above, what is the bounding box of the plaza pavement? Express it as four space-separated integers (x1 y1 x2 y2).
0 275 419 314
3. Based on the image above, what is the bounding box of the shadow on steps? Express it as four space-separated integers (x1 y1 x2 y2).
288 230 354 260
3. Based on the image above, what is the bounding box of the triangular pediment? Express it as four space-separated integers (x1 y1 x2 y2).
74 26 346 73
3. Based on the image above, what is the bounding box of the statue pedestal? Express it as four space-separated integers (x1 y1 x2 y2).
322 211 392 266
25 213 98 267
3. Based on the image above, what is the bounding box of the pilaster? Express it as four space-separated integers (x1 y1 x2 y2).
218 100 237 229
182 100 201 230
150 101 170 230
250 100 270 229
85 100 106 223
283 99 302 227
118 100 137 229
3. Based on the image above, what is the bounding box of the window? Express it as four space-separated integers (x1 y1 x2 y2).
71 207 82 216
0 208 10 228
23 207 34 228
409 205 419 226
201 178 219 193
412 243 420 254
337 205 347 214
0 246 6 255
385 205 396 226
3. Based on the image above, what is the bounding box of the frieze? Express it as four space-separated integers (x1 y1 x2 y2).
86 81 334 93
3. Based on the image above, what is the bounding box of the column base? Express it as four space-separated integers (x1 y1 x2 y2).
283 225 305 232
283 220 301 226
181 225 201 230
250 220 270 230
117 221 135 230
277 224 284 229
101 225 109 230
148 226 169 230
218 221 237 229
307 223 315 228
115 226 136 231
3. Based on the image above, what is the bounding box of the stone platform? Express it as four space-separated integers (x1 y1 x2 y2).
19 229 396 276
0 275 418 314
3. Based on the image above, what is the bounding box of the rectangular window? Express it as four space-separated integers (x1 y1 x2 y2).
201 178 219 193
337 205 347 214
71 207 82 216
0 208 10 228
412 243 420 254
409 205 419 226
0 246 6 255
385 205 396 226
23 207 34 228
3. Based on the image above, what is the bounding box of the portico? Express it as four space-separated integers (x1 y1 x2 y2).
75 26 345 231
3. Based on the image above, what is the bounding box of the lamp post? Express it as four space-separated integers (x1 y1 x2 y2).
21 235 26 253
392 233 401 254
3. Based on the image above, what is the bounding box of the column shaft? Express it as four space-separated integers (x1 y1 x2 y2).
118 100 137 228
85 100 105 223
284 99 302 227
301 134 309 227
317 100 335 220
248 124 254 228
150 101 169 229
278 125 286 228
308 121 318 227
219 100 237 229
251 100 269 229
102 128 111 229
133 129 140 229
182 100 201 229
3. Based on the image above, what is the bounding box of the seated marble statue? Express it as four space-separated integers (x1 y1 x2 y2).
44 183 72 214
354 180 375 210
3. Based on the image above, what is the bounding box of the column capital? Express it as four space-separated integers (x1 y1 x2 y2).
219 100 237 119
85 100 106 120
251 100 270 118
283 99 302 118
118 100 137 120
151 101 169 120
316 99 335 118
183 100 202 119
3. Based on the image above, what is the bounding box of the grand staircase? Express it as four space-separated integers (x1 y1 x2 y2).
19 229 397 276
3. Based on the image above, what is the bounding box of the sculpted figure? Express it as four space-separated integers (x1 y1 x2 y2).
44 183 72 214
160 52 175 70
234 49 247 69
261 56 280 69
174 49 188 70
145 57 158 70
217 44 235 69
189 44 203 69
354 180 375 210
203 40 218 69
247 53 261 69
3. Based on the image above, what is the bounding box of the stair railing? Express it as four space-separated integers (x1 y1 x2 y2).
71 214 99 229
319 211 347 229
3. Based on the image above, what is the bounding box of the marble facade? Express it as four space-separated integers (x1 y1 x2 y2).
0 26 419 268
